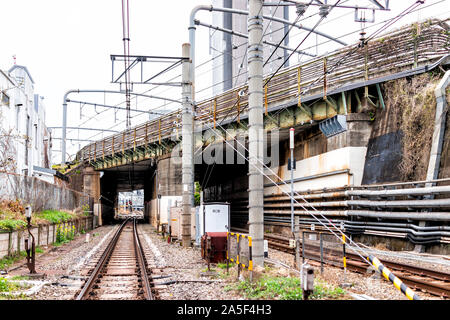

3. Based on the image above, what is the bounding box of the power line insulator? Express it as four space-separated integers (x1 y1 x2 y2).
319 5 329 18
295 4 307 16
359 30 367 47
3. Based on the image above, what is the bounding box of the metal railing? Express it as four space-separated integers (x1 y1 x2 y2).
77 20 449 163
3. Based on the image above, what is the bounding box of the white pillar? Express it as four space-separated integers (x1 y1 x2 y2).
248 0 264 266
181 43 194 247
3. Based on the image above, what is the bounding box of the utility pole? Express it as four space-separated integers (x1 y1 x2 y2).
181 43 193 247
248 0 264 267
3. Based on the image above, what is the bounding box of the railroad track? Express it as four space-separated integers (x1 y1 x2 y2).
263 233 450 299
75 219 156 300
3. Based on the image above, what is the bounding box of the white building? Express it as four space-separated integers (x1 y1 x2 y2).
0 65 52 181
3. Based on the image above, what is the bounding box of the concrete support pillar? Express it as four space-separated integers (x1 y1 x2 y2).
83 166 101 225
248 0 264 267
181 43 194 247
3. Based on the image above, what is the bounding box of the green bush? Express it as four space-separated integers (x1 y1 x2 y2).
0 219 27 231
38 210 73 224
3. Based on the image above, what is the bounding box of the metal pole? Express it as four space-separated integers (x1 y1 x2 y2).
181 43 193 248
302 231 305 264
290 128 295 234
248 0 264 267
62 101 67 164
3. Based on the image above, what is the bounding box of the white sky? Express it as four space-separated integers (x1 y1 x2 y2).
0 0 448 163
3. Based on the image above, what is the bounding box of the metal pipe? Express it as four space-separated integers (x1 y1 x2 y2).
194 20 316 57
49 126 119 133
265 185 450 200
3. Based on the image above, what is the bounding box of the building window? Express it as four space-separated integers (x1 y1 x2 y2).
1 91 9 106
34 124 38 149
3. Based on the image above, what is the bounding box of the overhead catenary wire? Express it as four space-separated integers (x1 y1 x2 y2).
64 0 444 156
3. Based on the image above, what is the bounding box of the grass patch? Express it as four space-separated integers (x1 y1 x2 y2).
37 210 73 224
9 276 30 281
0 277 22 292
0 219 27 231
226 275 346 300
0 251 27 270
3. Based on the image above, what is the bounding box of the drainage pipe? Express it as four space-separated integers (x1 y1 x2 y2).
194 20 316 58
265 185 450 201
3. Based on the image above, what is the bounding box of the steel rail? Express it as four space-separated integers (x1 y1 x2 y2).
133 219 153 300
75 219 129 300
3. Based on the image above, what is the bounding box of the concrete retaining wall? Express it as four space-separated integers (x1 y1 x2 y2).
0 172 92 212
0 216 94 260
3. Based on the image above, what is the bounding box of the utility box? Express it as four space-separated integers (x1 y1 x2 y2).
198 202 230 235
201 232 228 263
169 206 196 240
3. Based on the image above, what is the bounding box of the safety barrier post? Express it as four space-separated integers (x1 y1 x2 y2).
248 236 253 282
320 232 324 274
237 234 241 279
342 234 347 283
226 232 230 274
302 231 305 263
367 255 421 300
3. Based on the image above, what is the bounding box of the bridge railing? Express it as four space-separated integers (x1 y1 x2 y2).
78 19 449 163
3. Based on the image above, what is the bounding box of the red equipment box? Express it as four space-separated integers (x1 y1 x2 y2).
201 232 228 263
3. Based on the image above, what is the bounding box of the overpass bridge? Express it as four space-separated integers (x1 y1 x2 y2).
67 20 450 253
76 20 448 170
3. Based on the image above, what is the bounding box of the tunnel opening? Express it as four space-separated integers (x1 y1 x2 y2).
100 159 156 225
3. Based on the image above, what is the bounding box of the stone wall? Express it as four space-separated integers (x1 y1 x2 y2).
0 172 92 212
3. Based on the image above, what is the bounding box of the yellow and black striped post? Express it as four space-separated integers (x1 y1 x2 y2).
248 236 253 282
226 232 230 274
367 255 421 300
342 234 347 281
237 233 241 279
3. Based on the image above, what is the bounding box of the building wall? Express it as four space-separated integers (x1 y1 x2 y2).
0 66 52 178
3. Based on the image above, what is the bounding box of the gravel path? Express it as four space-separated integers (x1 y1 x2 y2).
138 224 242 300
6 225 117 300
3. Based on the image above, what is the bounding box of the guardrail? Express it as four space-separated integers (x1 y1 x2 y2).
77 20 449 163
227 232 253 281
